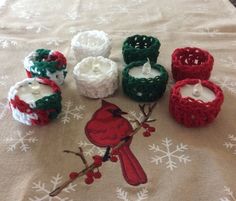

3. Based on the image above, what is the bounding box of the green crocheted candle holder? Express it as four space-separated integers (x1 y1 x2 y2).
122 35 161 64
122 61 168 102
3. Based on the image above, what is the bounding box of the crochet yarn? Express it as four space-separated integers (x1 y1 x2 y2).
71 30 112 61
122 61 168 102
73 56 118 99
8 77 62 126
122 35 160 64
169 79 224 127
171 47 214 81
24 49 67 85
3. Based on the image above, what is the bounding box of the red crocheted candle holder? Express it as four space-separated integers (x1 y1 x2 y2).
169 79 224 127
171 47 214 81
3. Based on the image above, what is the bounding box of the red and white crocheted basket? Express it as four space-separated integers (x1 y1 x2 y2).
171 47 214 81
169 79 224 127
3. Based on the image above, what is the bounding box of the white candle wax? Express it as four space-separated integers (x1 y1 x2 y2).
16 79 53 104
75 58 113 80
128 60 161 78
73 56 118 99
180 82 216 102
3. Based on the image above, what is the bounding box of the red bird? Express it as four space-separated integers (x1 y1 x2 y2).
85 100 147 186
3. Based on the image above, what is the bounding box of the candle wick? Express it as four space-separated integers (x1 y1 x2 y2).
92 63 101 73
142 58 151 75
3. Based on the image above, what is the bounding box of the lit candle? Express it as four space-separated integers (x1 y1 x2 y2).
122 34 160 64
171 47 214 81
71 30 112 61
122 59 168 102
8 78 62 126
169 79 224 127
24 49 67 85
73 56 118 99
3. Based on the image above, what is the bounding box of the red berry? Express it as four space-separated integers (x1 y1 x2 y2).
111 149 119 155
110 156 118 162
69 172 79 180
86 170 94 178
85 177 94 184
143 131 151 137
148 126 156 132
93 155 103 167
142 123 150 129
93 171 102 179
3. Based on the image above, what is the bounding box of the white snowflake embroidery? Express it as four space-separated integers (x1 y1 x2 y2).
0 75 9 86
211 76 236 95
11 2 40 20
26 24 50 34
148 138 191 171
220 186 236 201
94 15 113 25
202 27 218 38
224 135 236 155
5 130 38 152
112 5 129 13
46 38 64 47
65 10 80 20
0 39 17 48
60 101 85 124
219 56 236 69
68 27 78 34
29 174 76 201
78 141 105 156
116 187 148 201
0 100 9 120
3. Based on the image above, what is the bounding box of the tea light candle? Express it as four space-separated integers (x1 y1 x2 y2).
122 34 160 64
71 30 112 61
24 49 67 85
122 59 168 102
8 77 62 126
171 47 214 81
73 56 118 99
169 79 224 127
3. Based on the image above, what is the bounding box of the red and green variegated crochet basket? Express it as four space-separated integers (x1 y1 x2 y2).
8 77 62 126
24 49 67 85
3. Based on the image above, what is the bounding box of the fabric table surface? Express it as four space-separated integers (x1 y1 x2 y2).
0 0 236 200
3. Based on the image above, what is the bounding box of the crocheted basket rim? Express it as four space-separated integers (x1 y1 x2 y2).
8 77 61 107
172 47 213 70
71 30 111 52
122 34 160 52
172 79 223 105
24 49 67 71
73 56 118 82
123 60 167 82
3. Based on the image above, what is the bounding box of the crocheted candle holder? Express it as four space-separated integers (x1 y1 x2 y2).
71 30 112 61
24 49 67 85
73 56 118 99
169 79 224 127
8 77 62 126
122 60 168 102
122 35 160 64
171 47 214 81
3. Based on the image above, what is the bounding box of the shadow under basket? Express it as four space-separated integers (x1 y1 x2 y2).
122 61 168 102
122 35 161 64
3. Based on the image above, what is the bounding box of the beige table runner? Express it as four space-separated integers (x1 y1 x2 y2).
0 0 236 200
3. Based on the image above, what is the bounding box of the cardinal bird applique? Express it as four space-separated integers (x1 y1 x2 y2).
85 100 147 186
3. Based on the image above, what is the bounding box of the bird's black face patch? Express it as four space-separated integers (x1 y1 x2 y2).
107 108 122 117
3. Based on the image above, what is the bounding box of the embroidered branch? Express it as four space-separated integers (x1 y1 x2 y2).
49 102 157 197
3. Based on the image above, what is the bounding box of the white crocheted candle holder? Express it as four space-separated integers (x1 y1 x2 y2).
71 30 112 61
73 56 118 99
